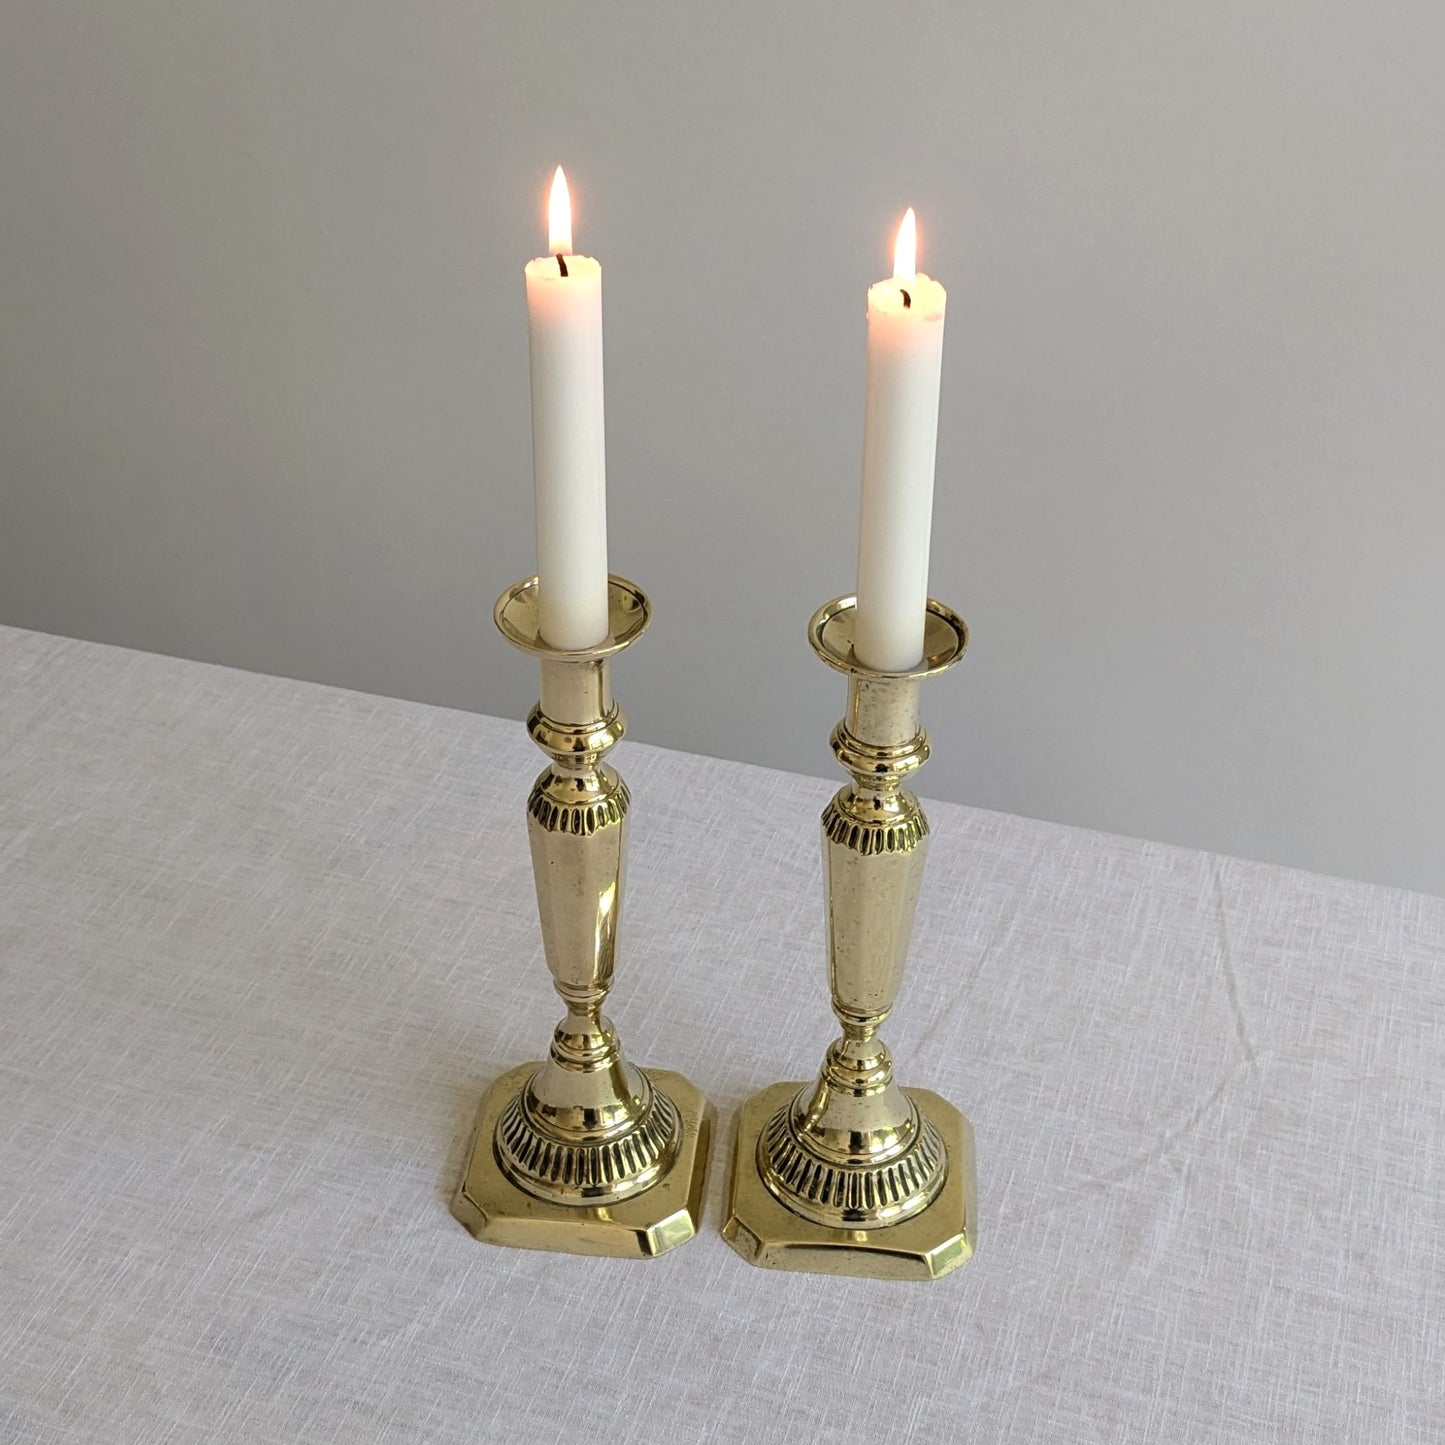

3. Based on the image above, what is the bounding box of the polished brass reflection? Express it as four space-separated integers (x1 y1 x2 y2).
723 595 977 1279
451 576 712 1258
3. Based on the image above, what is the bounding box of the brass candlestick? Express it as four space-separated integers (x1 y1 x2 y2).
723 595 977 1280
451 575 712 1258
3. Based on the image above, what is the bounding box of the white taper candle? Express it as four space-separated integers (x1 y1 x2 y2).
854 208 947 672
524 166 610 650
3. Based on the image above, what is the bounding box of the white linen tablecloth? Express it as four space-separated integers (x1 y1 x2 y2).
0 624 1440 1443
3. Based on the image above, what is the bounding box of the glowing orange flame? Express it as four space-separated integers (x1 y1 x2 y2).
892 207 917 281
548 166 572 255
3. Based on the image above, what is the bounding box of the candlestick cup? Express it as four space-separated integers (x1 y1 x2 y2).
722 595 977 1279
451 575 712 1258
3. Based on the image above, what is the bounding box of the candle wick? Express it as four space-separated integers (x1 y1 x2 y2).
900 287 912 309
555 253 569 278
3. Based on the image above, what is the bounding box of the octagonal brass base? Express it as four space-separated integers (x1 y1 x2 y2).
722 1081 977 1280
452 1063 713 1259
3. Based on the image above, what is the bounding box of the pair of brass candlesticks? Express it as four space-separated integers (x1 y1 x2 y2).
451 573 976 1279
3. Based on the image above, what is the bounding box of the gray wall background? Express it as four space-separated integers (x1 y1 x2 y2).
2 3 1442 895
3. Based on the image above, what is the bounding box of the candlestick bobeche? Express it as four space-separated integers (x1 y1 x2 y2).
451 574 712 1258
722 594 977 1279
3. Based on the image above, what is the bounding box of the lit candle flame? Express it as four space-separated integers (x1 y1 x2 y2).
892 207 917 282
548 166 573 256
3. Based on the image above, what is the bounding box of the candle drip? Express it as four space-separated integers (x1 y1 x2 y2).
555 253 569 278
900 288 911 309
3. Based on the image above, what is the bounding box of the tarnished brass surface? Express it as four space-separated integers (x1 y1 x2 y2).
724 595 978 1278
449 576 710 1257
